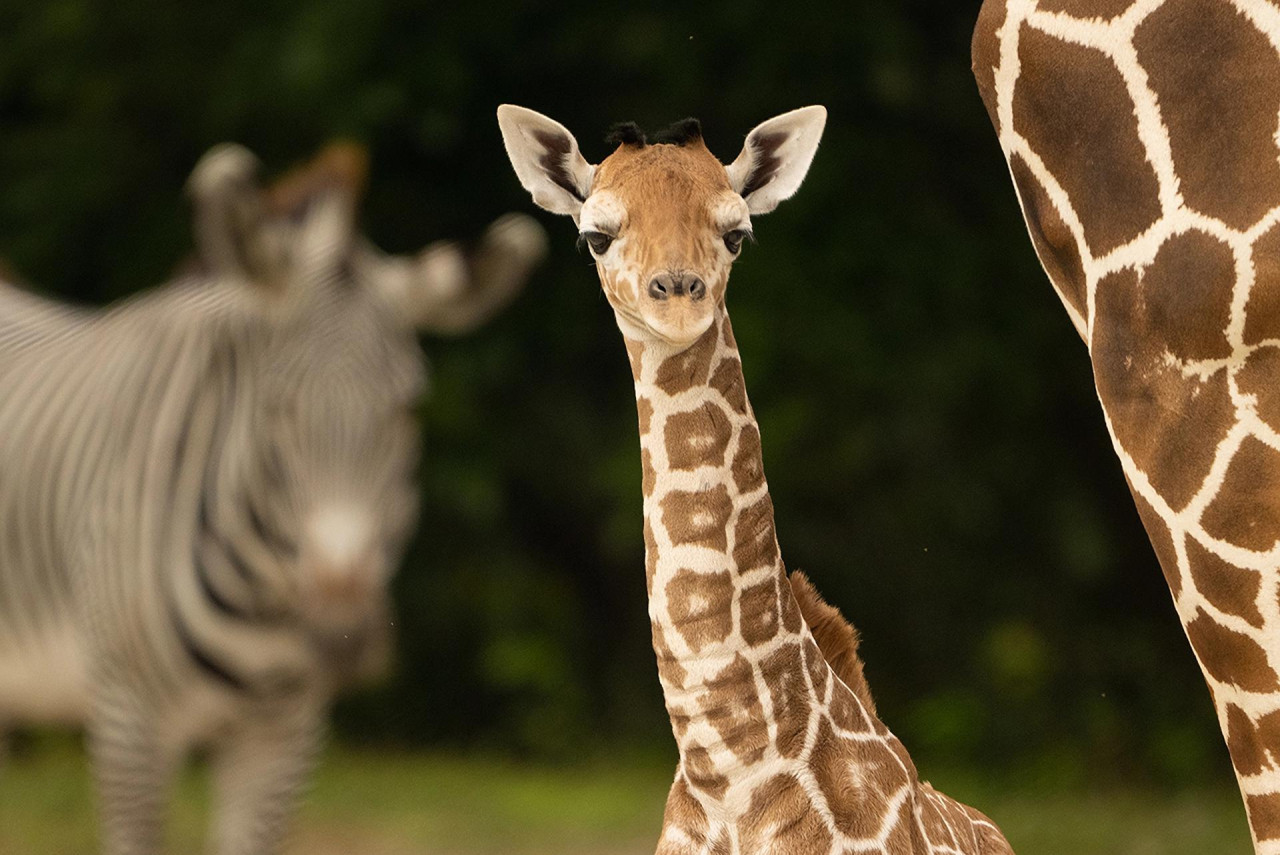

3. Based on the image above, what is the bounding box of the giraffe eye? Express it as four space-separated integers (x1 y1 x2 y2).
723 229 750 255
580 231 614 255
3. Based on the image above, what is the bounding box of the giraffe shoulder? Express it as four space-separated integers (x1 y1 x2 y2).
787 570 877 717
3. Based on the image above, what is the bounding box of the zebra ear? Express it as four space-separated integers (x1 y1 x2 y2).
187 144 279 283
365 213 547 334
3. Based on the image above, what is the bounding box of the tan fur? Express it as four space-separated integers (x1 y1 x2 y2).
788 571 877 718
265 141 369 216
590 141 737 320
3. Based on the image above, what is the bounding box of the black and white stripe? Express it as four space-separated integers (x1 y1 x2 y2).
0 143 546 855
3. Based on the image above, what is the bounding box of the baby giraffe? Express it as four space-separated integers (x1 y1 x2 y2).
498 105 1013 854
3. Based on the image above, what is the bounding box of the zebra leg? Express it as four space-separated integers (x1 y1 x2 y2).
208 701 323 855
87 704 178 855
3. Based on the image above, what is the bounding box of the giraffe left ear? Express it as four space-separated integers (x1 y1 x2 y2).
726 106 827 215
497 105 595 218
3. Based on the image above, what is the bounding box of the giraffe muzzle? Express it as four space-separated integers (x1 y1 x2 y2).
648 272 707 302
638 270 717 348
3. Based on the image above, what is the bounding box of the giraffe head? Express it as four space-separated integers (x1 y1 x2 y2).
498 105 826 348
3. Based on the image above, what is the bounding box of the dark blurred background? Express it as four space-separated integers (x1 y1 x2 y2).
0 0 1225 787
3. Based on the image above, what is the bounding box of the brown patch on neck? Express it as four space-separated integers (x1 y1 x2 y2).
709 355 748 415
1237 348 1280 435
789 571 877 717
733 494 780 572
660 776 712 849
683 744 729 799
624 337 646 379
1225 703 1269 777
661 485 733 550
699 654 769 765
665 568 734 652
1135 0 1280 231
760 641 810 758
1013 24 1161 254
654 326 718 393
737 774 833 852
739 573 785 647
1201 436 1280 552
636 396 654 436
1009 154 1087 326
1037 0 1134 17
971 0 1009 134
1186 538 1264 628
1246 792 1280 841
1130 488 1182 597
810 718 913 839
1245 223 1280 345
1185 607 1280 692
1092 266 1234 511
664 401 733 471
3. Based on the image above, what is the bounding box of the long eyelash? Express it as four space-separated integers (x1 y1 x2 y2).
576 233 587 253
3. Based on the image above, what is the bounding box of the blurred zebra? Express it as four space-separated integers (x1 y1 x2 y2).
0 143 546 855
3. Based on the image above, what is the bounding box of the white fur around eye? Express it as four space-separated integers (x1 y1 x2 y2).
579 191 625 237
712 196 751 234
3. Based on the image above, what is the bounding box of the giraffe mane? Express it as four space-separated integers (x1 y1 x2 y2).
604 118 704 149
788 571 877 717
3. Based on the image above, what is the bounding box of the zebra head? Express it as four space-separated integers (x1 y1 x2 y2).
185 143 546 680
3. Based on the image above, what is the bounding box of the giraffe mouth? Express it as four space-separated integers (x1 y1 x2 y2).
639 301 715 348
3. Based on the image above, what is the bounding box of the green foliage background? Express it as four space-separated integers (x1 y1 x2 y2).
0 0 1227 783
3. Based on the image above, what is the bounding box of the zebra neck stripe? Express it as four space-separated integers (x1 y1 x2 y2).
194 554 255 622
166 590 249 693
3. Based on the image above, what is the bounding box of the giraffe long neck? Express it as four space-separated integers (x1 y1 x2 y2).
626 305 817 798
622 306 1015 852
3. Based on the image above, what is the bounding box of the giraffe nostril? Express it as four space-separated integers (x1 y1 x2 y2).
688 278 706 301
648 279 670 301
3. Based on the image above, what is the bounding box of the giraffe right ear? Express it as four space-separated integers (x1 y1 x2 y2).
726 106 827 215
497 105 596 218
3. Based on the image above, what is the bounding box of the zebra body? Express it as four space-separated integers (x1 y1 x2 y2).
0 144 545 854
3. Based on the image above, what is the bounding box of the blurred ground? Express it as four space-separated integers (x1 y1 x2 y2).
0 738 1252 854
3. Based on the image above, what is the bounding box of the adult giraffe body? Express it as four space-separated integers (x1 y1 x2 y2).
498 106 1013 854
973 0 1280 849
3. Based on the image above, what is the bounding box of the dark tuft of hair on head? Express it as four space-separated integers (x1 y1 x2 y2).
649 118 702 146
605 122 647 148
604 117 704 149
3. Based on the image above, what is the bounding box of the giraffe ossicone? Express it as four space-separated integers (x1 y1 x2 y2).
499 104 1013 854
973 2 1280 852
